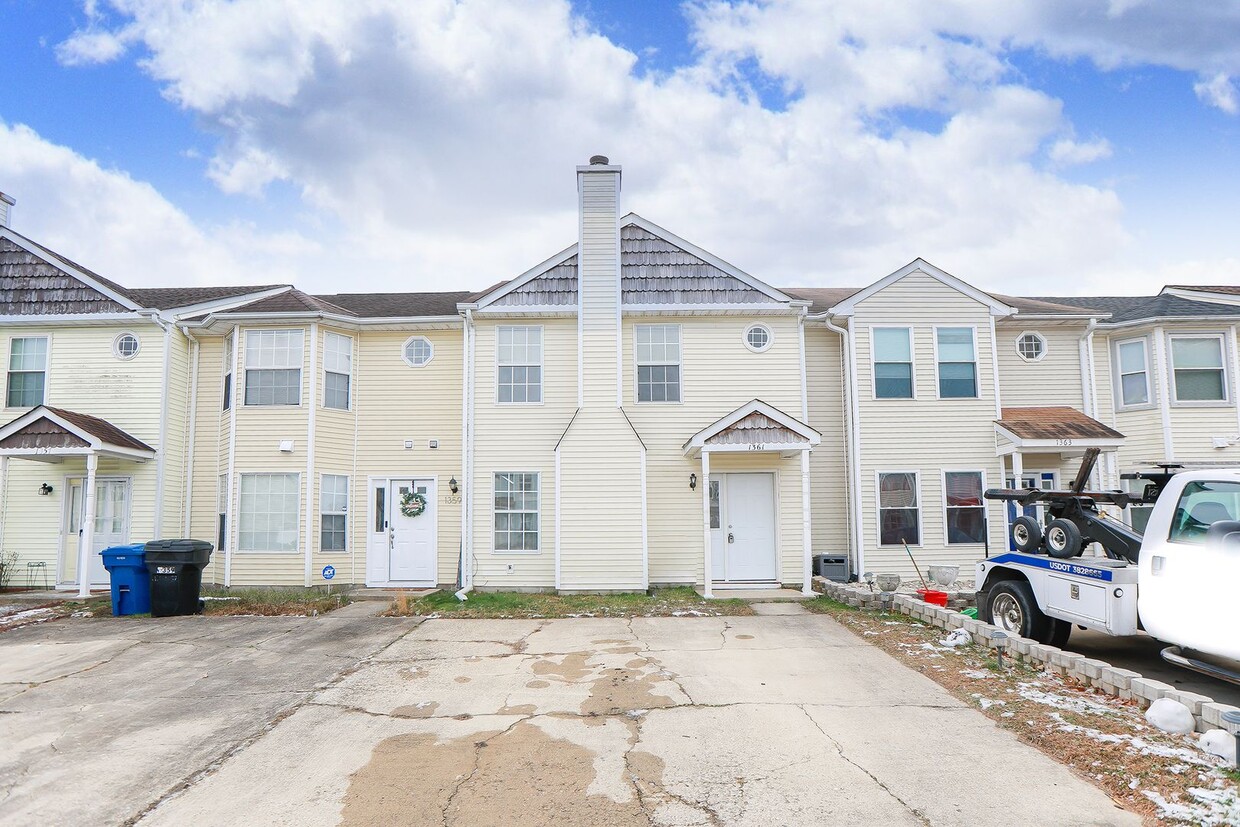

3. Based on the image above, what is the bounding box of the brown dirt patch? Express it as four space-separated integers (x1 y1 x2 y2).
391 702 439 719
525 680 550 689
531 652 593 683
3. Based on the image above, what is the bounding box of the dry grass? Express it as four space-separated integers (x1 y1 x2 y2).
808 596 1239 826
384 587 754 619
200 587 351 616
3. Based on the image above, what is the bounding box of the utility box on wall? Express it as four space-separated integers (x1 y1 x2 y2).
813 554 851 583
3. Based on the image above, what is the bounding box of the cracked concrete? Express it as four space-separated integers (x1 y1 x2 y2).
1 611 1138 826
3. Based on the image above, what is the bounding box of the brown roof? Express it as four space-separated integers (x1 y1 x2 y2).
319 291 472 317
126 285 289 309
225 289 359 316
997 407 1124 441
781 287 860 313
992 294 1106 316
44 407 155 452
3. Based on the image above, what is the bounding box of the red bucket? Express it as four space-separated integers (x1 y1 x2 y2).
916 588 948 607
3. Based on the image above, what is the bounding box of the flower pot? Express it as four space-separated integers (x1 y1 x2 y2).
927 565 959 587
875 573 901 592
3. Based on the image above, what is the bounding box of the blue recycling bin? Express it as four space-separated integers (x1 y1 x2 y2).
100 543 151 616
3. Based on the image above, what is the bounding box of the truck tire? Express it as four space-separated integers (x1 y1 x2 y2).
1011 516 1042 553
1044 518 1083 558
981 580 1055 644
1049 618 1072 649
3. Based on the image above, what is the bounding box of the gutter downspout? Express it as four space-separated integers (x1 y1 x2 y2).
304 322 319 588
1153 326 1175 463
179 324 200 537
456 308 475 601
143 311 175 539
824 315 863 579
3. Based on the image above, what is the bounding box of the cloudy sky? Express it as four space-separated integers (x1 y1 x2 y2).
1 0 1238 297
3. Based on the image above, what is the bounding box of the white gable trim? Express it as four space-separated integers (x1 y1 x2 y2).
828 258 1017 318
463 243 578 311
0 406 155 461
0 227 141 312
1161 287 1240 307
683 399 821 456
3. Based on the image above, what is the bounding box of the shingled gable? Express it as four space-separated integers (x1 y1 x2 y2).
467 214 801 312
0 405 155 460
0 228 139 315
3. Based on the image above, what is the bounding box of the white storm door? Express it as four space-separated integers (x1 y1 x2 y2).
67 478 130 584
709 476 726 580
723 473 777 582
388 479 436 584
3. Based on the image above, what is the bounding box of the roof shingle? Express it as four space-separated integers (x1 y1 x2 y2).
997 406 1124 441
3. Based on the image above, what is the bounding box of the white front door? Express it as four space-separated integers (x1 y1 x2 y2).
710 472 778 582
387 479 437 584
65 478 130 585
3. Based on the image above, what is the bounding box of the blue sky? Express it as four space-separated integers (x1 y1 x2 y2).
1 1 1238 295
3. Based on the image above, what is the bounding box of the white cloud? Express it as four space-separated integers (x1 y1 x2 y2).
1048 137 1113 166
1194 72 1239 114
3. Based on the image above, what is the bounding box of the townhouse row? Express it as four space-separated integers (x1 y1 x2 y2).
3 158 1240 595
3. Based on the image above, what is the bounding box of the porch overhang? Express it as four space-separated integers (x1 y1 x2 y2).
683 399 821 458
0 406 156 463
994 406 1124 456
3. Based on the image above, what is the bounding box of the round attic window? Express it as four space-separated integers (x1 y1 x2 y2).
1016 332 1046 362
744 324 773 353
403 336 433 367
113 332 140 360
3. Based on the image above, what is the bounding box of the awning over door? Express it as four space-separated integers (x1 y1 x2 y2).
683 399 820 457
994 406 1124 454
0 406 155 462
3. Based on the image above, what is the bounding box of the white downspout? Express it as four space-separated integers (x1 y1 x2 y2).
824 316 863 579
144 312 175 539
180 325 200 537
456 309 475 601
1077 319 1098 419
304 322 318 587
1153 326 1175 462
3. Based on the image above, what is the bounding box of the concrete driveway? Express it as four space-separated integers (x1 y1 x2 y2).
0 606 1137 826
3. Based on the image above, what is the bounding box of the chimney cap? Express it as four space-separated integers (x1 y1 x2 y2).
588 155 610 165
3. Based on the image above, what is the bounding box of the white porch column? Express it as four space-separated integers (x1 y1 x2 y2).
78 452 98 598
701 449 712 599
800 450 813 596
1011 451 1024 486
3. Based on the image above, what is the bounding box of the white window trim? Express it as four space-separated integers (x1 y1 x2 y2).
1167 332 1231 406
493 470 541 554
322 331 354 411
319 472 349 553
634 323 683 404
236 471 301 554
495 325 544 406
242 328 304 407
222 335 235 411
743 323 774 353
402 335 435 368
869 325 916 400
112 331 140 361
5 334 51 411
1015 331 1047 363
932 325 979 400
1113 335 1154 411
941 469 988 546
875 469 922 548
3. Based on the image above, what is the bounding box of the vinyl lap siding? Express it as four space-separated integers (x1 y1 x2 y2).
805 326 849 558
996 322 1087 408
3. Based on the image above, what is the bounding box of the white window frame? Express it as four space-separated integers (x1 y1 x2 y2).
5 335 49 409
1015 331 1047 363
112 331 140 361
322 331 353 411
222 335 234 411
942 469 987 546
237 472 301 554
1168 333 1230 405
1113 336 1153 411
493 471 541 553
932 325 979 400
876 470 922 548
217 473 229 552
403 335 434 368
870 325 915 400
243 329 304 407
634 323 682 404
743 323 773 353
320 473 349 552
496 326 543 405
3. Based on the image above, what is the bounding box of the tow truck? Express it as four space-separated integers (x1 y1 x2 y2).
978 449 1240 684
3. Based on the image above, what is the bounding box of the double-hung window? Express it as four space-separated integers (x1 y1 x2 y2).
6 336 47 408
873 327 913 398
1170 335 1227 402
936 327 977 398
494 472 539 551
1115 338 1150 407
238 473 300 553
222 336 234 411
878 472 920 546
244 329 303 406
320 474 348 551
945 471 986 544
497 326 542 403
323 332 352 410
636 324 681 402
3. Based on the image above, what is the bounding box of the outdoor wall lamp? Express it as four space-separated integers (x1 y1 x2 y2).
38 483 53 496
449 477 459 494
689 473 697 491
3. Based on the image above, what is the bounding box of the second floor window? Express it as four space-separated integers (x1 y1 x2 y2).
6 336 47 408
936 327 977 398
636 324 681 402
245 329 303 406
1170 335 1227 402
222 336 234 411
497 326 542 403
323 332 352 410
1116 338 1149 407
873 327 912 398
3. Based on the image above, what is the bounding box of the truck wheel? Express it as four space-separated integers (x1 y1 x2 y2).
1044 518 1083 559
1049 619 1072 649
982 580 1053 643
1011 516 1042 552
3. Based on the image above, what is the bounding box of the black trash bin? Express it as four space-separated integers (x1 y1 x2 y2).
145 539 214 617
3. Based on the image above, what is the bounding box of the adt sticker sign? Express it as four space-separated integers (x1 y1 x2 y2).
322 565 336 581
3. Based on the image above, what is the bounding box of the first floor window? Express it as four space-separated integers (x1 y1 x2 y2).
494 472 539 551
1170 335 1227 402
636 324 681 402
945 471 986 544
878 472 920 546
7 336 47 408
321 474 348 551
238 473 300 552
936 327 977 398
244 329 303 406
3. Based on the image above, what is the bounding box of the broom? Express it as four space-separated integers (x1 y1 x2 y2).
902 541 929 590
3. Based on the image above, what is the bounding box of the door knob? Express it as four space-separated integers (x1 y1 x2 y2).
728 533 734 543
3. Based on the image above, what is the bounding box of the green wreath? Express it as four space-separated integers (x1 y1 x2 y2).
400 490 427 518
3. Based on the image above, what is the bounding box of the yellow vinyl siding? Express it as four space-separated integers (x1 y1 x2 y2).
805 325 849 558
188 335 225 585
996 322 1087 408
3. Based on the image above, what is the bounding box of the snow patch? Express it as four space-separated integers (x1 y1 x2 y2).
1143 787 1240 827
0 607 56 629
1017 683 1115 716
